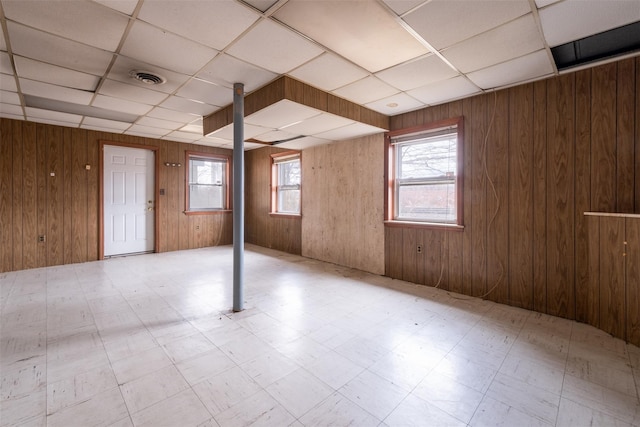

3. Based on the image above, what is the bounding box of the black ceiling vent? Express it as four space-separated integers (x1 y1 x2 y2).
129 70 166 85
551 21 640 71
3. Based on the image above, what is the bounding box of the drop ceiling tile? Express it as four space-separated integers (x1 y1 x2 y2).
120 21 218 75
20 78 93 105
25 117 80 127
138 0 259 50
289 52 369 92
442 14 544 73
180 122 203 134
0 26 6 51
207 122 272 140
316 122 386 141
127 124 170 137
332 76 399 105
0 73 17 92
382 0 428 16
375 54 458 91
241 0 280 13
176 79 230 107
3 0 129 51
161 96 219 116
403 0 531 50
277 135 332 150
135 116 182 131
0 52 12 74
275 0 428 72
227 19 324 74
0 103 23 116
25 107 82 125
250 129 301 144
80 124 125 133
467 50 554 90
408 76 481 105
107 56 191 94
365 92 425 115
7 22 114 76
98 79 169 105
282 112 354 136
148 107 199 124
163 131 201 142
536 0 562 7
539 0 640 47
1 90 20 105
93 0 139 15
200 135 232 147
81 117 131 132
14 56 100 91
245 100 322 129
196 53 277 93
92 94 153 116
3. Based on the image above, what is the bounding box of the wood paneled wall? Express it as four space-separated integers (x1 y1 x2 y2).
0 118 232 273
302 134 385 275
245 146 302 254
386 57 640 321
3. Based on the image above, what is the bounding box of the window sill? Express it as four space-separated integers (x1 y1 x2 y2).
184 210 232 216
384 220 464 231
269 212 301 219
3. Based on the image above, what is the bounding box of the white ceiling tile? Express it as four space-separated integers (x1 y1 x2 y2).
0 24 6 51
365 92 425 115
442 14 544 73
7 22 114 76
200 135 232 147
403 0 532 50
207 122 272 140
245 100 322 129
92 94 153 116
80 124 125 133
99 79 169 105
408 76 481 105
135 116 182 130
25 107 82 124
251 129 300 143
107 56 191 94
282 112 354 136
3 0 128 51
25 117 80 127
138 0 259 50
93 0 139 15
332 76 399 105
20 79 93 105
1 90 20 105
381 0 428 16
277 135 332 150
316 122 386 141
120 21 218 75
14 56 100 91
81 116 131 132
0 52 12 74
375 54 458 91
180 122 203 134
275 0 428 73
196 53 278 93
0 73 17 92
536 0 562 7
148 107 200 123
227 19 324 74
127 124 170 137
241 0 279 13
0 103 23 116
177 79 230 106
288 52 369 92
161 96 219 116
467 50 554 90
163 131 201 143
539 0 640 47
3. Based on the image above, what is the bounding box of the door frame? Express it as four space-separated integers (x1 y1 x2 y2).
99 140 160 259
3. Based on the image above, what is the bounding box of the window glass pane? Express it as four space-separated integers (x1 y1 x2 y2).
188 157 225 210
189 184 223 209
278 159 301 186
397 183 456 223
275 157 301 214
398 134 457 180
278 189 300 213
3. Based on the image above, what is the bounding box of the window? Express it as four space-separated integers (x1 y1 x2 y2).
387 117 463 227
271 152 301 215
185 152 229 213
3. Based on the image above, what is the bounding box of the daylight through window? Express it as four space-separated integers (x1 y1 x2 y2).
271 152 301 215
186 152 229 212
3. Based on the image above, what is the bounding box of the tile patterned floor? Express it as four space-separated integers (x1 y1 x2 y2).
2 244 640 426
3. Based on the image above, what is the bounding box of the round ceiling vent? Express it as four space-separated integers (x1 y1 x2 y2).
129 70 166 85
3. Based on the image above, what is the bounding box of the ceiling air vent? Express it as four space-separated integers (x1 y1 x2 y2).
129 70 166 85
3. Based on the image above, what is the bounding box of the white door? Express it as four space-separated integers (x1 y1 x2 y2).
103 145 155 257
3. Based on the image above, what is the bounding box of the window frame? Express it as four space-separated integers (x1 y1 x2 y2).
385 116 464 230
184 151 231 215
270 151 302 218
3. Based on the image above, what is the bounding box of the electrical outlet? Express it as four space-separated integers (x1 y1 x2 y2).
417 244 423 254
195 225 200 230
39 235 46 243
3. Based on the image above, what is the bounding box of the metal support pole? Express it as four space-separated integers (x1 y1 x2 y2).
232 83 244 312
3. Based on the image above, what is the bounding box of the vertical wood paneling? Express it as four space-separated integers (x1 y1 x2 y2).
586 216 601 328
22 122 37 269
63 128 73 265
402 228 418 284
36 124 48 267
178 143 190 250
0 120 13 272
47 126 64 266
532 80 548 313
447 101 464 295
617 59 636 212
508 84 534 309
166 141 180 252
636 57 640 213
158 140 168 253
462 98 474 296
11 121 24 271
599 217 625 338
71 129 88 263
626 218 640 344
470 95 487 297
386 227 403 279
